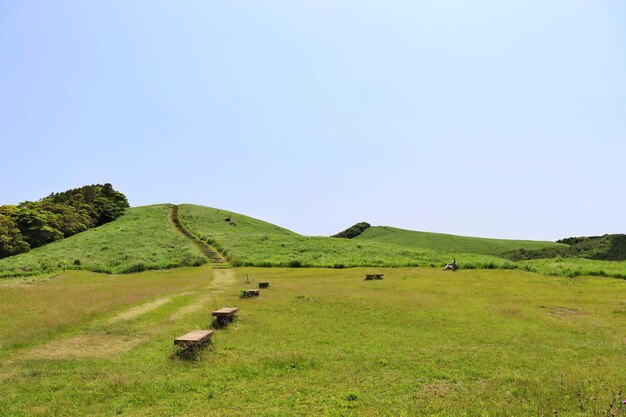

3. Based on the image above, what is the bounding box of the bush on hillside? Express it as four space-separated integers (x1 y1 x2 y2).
332 222 371 239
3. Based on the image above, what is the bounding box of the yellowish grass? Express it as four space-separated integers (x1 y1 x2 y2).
107 296 174 323
0 267 211 351
23 334 147 360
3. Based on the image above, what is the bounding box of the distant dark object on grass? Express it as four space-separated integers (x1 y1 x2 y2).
443 259 458 271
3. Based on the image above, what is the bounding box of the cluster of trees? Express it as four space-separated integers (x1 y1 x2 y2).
504 234 626 262
0 184 129 258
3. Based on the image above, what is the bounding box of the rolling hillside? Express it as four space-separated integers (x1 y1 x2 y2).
353 226 564 255
1 203 624 279
178 205 524 269
0 205 205 277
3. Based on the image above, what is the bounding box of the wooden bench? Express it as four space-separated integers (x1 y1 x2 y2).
174 329 214 347
258 282 270 289
212 307 239 318
212 307 238 326
365 274 384 280
240 289 260 298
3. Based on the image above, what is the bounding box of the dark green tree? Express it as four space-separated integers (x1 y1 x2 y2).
0 213 30 257
15 204 64 247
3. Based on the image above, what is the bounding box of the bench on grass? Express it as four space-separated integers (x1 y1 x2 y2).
212 307 239 326
174 329 214 348
365 274 384 280
240 289 260 298
258 282 270 289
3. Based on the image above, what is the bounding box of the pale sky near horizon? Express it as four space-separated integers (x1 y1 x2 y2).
1 1 625 240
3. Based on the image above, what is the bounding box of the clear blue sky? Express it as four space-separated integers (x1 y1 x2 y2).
1 1 624 240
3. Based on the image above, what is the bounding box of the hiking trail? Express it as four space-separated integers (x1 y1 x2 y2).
168 204 230 268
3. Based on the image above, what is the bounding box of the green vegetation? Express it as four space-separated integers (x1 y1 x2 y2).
176 205 626 279
506 234 626 262
354 225 563 255
0 183 129 258
1 202 625 280
0 205 205 277
1 267 624 416
519 257 626 279
331 222 371 239
179 204 296 238
178 205 512 269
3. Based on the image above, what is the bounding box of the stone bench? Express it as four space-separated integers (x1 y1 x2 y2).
258 282 270 289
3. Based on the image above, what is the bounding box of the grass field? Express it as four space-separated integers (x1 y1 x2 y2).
0 205 206 277
356 226 564 255
1 266 624 416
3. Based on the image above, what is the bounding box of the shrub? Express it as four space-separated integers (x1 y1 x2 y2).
332 222 371 239
121 263 146 274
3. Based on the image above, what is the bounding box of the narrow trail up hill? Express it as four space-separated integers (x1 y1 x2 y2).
168 205 230 269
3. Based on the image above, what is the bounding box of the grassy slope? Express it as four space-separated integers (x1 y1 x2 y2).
179 204 297 238
181 205 626 278
2 203 624 279
179 205 517 269
0 205 206 277
0 267 624 416
355 226 564 255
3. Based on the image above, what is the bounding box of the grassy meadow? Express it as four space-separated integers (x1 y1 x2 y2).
0 266 624 416
0 205 206 277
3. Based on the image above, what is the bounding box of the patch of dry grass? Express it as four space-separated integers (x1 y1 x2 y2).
0 266 212 352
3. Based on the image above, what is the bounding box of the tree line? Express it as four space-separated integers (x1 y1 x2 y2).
0 184 129 258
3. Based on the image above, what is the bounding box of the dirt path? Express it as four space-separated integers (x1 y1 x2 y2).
168 205 226 263
169 269 237 320
212 269 236 288
107 296 175 324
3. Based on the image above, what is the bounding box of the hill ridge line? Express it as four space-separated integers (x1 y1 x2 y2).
168 205 228 266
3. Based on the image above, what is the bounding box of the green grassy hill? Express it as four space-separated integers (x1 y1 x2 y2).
179 205 523 269
1 203 624 280
179 204 296 238
0 205 205 277
353 226 564 255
